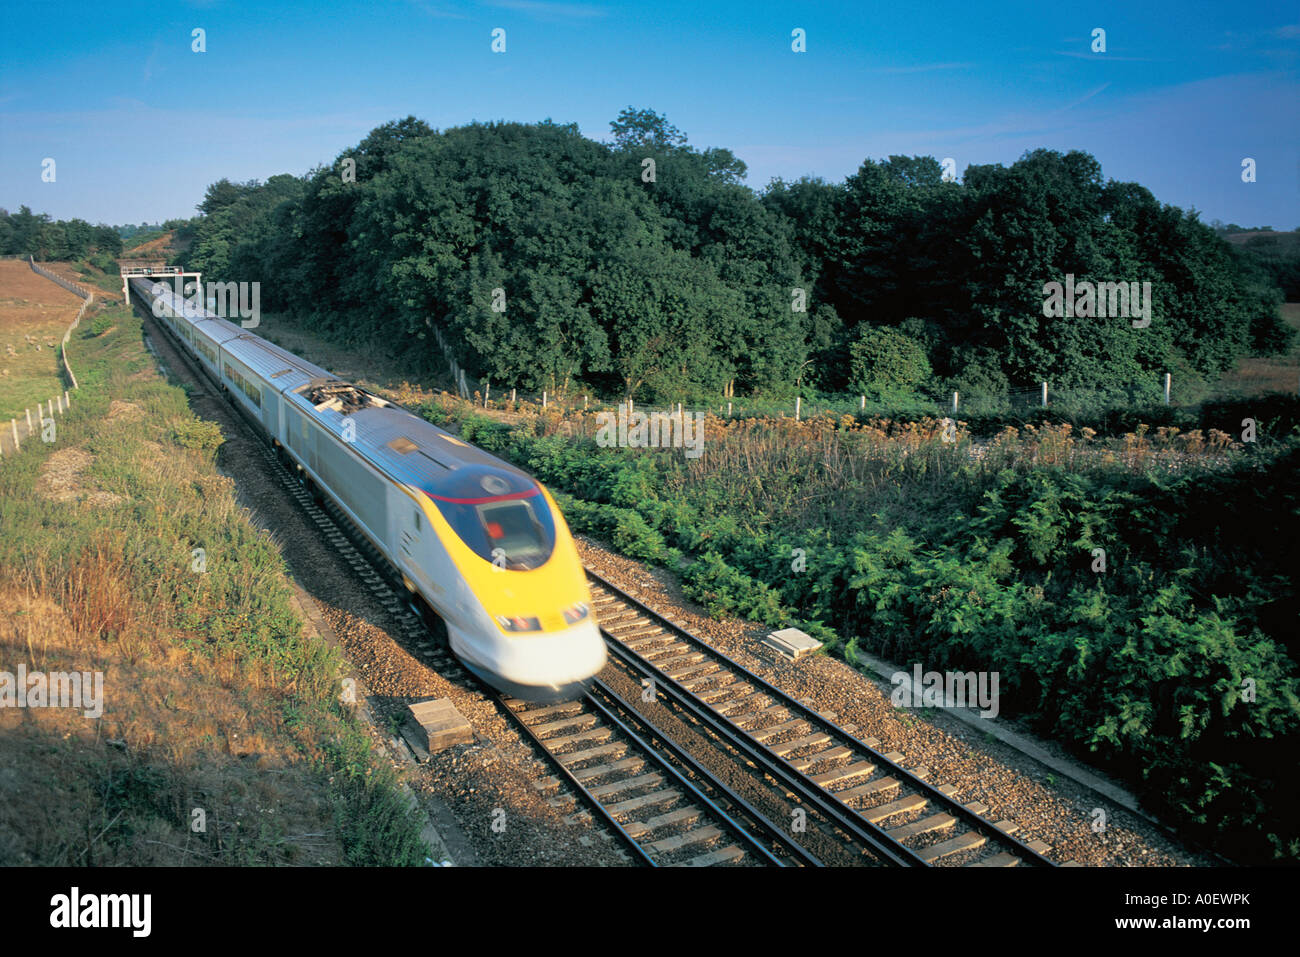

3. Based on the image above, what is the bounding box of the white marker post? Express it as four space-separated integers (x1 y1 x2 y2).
1164 373 1171 405
1041 382 1048 408
952 391 959 413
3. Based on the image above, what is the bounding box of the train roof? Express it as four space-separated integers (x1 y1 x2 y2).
132 276 533 500
223 332 333 388
290 391 530 497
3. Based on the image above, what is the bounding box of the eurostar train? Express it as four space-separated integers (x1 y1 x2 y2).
130 277 606 701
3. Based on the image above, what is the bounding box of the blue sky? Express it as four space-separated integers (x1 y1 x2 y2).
2 0 1297 228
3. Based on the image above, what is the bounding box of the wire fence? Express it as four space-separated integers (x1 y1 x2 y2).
452 374 1191 423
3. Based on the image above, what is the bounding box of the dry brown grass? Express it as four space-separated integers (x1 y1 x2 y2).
0 554 347 865
0 259 81 420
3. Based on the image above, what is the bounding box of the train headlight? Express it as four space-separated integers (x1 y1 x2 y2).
495 615 542 633
561 602 590 625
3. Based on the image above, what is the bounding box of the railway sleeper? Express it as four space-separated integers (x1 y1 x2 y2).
609 623 665 641
675 845 746 867
969 851 1022 867
514 700 583 722
573 756 646 784
729 705 791 730
605 789 681 817
530 713 599 736
769 731 833 756
681 671 737 692
701 685 759 707
595 610 641 628
622 632 669 651
665 660 716 680
862 792 928 824
588 772 666 800
646 825 724 855
811 760 876 787
886 812 956 842
790 745 854 772
545 727 615 749
918 830 987 864
652 651 707 670
558 742 627 767
623 807 703 840
748 718 810 743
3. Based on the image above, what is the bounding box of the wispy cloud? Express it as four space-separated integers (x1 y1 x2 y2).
1055 50 1157 62
487 0 608 18
142 42 161 83
1059 83 1111 112
403 0 471 19
870 61 975 75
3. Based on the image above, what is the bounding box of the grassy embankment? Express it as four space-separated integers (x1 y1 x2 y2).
0 284 428 865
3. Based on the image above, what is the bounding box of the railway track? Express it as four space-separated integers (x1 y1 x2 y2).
586 569 1060 868
499 682 820 866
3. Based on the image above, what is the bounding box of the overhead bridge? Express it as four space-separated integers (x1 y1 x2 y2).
118 261 202 303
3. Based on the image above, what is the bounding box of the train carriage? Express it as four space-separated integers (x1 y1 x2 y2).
129 276 605 701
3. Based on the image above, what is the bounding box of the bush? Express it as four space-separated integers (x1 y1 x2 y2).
83 314 114 338
848 326 932 394
173 419 225 455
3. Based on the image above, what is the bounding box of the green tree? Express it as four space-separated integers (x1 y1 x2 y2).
848 326 931 394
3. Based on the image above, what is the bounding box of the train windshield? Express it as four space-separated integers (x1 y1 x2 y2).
428 486 556 570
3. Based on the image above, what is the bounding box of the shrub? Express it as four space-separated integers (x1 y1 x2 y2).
848 326 932 394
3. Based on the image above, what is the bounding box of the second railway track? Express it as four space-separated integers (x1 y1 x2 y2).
586 569 1061 868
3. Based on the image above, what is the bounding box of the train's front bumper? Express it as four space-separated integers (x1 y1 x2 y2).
448 620 608 703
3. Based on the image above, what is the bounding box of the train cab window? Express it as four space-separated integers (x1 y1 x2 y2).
426 477 556 570
414 510 421 531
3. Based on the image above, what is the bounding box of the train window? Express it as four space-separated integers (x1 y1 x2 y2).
428 487 555 570
413 509 421 531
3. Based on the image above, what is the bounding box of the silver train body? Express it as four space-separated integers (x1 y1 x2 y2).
131 277 606 701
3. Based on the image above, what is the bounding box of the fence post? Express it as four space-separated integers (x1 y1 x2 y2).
26 408 33 432
727 401 732 417
795 396 801 421
1163 373 1171 405
511 388 516 404
952 391 959 413
1041 382 1048 408
542 390 547 409
860 395 865 410
11 419 18 451
484 384 490 406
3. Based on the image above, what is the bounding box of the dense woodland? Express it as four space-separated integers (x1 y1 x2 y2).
168 110 1293 406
